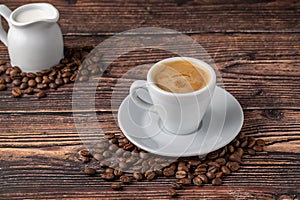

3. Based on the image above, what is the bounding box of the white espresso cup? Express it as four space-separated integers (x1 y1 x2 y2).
130 57 216 135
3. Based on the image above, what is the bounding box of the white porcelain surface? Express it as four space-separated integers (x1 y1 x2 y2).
0 3 64 72
130 57 216 135
118 87 244 157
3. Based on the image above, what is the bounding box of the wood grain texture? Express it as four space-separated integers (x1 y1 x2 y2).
1 0 300 35
0 0 299 199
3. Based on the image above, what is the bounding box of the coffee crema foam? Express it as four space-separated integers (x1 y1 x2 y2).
152 60 210 93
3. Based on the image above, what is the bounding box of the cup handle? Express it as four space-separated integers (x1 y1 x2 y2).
130 80 156 112
0 5 12 46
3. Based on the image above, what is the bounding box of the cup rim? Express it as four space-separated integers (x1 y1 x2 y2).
147 57 216 96
10 3 59 27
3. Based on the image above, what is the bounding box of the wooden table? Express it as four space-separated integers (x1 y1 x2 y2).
1 0 299 199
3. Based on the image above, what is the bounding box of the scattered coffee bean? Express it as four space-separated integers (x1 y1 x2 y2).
180 178 191 185
12 88 22 97
171 182 182 190
145 170 156 180
80 149 91 157
111 182 122 191
192 176 203 186
221 166 231 175
256 139 266 146
168 188 177 197
102 173 115 180
84 167 96 176
163 167 175 177
253 145 263 152
20 82 28 90
0 84 6 91
175 170 187 179
212 177 222 186
120 175 131 184
133 172 143 181
12 79 21 86
114 168 123 176
36 91 46 98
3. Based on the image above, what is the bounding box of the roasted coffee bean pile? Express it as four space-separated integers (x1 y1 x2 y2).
0 46 95 98
79 132 266 197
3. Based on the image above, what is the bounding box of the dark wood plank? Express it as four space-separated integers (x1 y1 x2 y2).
0 33 299 112
1 0 299 35
0 107 299 200
0 110 299 199
0 110 299 151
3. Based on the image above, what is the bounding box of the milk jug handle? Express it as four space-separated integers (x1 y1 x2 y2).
0 5 12 46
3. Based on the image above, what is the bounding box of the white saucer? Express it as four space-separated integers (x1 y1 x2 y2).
117 87 244 157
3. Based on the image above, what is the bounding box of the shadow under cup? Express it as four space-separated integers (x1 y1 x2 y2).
131 57 216 135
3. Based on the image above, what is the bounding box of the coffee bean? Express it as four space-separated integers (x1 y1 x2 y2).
212 177 222 186
171 182 182 190
215 158 226 166
227 161 240 171
180 178 191 185
28 79 37 87
215 171 223 178
247 149 256 155
63 77 70 84
241 140 248 148
228 145 235 153
113 168 123 177
248 137 256 148
120 175 130 184
206 171 215 179
36 91 46 98
27 73 36 79
21 77 28 83
133 172 143 181
207 151 219 160
5 76 12 83
229 152 241 163
256 139 266 146
24 87 34 95
145 170 156 180
62 72 72 78
177 165 189 172
123 143 134 151
12 88 22 97
176 170 187 179
49 83 57 89
20 82 28 90
0 78 5 84
253 145 263 152
10 69 20 78
37 83 48 89
198 174 208 183
163 167 175 177
168 188 177 197
221 166 231 175
236 148 244 157
192 176 203 186
111 182 122 191
102 172 115 180
35 76 42 83
42 76 51 84
79 149 91 157
12 79 21 86
55 78 63 85
84 167 96 176
0 84 6 91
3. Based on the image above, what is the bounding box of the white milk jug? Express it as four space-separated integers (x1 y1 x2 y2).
0 3 64 72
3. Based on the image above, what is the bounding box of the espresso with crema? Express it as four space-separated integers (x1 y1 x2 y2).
152 60 210 93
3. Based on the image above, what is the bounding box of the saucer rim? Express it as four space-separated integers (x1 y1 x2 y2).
118 86 244 157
